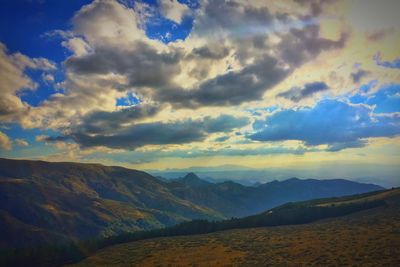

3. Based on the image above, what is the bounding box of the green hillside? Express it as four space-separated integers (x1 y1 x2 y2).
0 158 222 249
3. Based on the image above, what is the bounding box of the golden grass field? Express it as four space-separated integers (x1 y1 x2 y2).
70 190 400 267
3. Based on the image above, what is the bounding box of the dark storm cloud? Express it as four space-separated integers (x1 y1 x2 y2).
194 0 274 34
278 24 348 67
65 42 183 88
248 99 400 151
294 0 338 17
78 103 162 135
158 55 289 107
190 46 230 60
68 114 250 149
277 82 329 102
350 69 369 83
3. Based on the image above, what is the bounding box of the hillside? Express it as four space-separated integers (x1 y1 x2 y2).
70 188 400 267
0 158 383 249
0 158 221 248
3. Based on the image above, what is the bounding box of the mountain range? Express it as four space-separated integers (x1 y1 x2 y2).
0 158 383 249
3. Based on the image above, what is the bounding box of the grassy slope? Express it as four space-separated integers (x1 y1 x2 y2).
0 158 222 248
70 188 400 267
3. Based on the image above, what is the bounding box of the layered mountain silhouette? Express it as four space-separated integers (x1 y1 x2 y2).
167 173 384 217
0 158 383 248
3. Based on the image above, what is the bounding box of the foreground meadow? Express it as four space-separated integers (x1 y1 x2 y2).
70 190 400 266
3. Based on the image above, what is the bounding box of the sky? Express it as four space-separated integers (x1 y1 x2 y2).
0 0 399 185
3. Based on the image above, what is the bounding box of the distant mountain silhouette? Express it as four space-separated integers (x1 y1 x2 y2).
167 175 383 217
170 172 212 187
0 158 383 248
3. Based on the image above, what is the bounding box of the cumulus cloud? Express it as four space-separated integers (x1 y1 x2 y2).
1 0 357 156
0 43 55 122
55 114 250 150
72 0 147 47
249 99 400 151
158 0 189 24
159 55 290 107
59 0 350 112
65 43 182 89
77 103 163 135
278 24 348 67
277 81 329 102
61 37 92 57
193 0 274 36
0 131 12 151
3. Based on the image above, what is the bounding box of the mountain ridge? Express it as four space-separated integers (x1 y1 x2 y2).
0 157 384 249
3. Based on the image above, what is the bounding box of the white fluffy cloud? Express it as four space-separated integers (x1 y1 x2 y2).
0 43 55 123
0 131 12 150
158 0 189 24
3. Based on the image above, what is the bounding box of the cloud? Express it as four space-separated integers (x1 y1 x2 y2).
65 43 182 89
374 53 400 69
72 0 146 47
90 145 318 164
326 140 367 152
294 0 338 17
189 45 230 60
214 135 230 142
42 73 55 83
350 69 369 83
277 81 329 102
77 103 163 135
15 138 29 147
64 114 250 150
1 0 356 158
158 0 189 24
0 131 12 151
0 43 55 122
365 29 393 41
193 0 274 36
61 37 92 57
27 0 351 132
159 55 290 107
249 99 400 150
278 24 348 67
